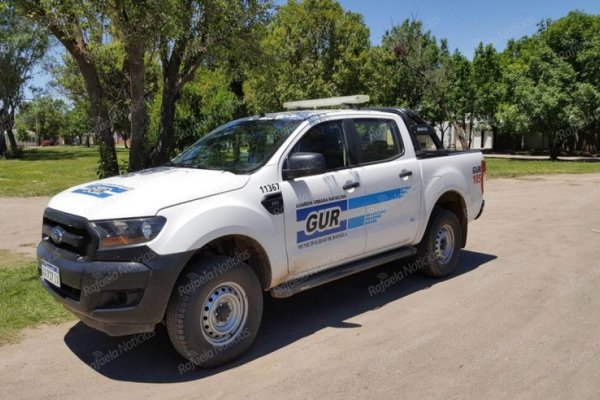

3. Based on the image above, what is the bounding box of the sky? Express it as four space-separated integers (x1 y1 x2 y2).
274 0 600 56
30 0 600 96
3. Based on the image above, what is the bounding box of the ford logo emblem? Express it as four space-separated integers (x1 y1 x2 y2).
50 226 65 244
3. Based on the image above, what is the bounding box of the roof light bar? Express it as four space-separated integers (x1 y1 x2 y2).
283 95 370 110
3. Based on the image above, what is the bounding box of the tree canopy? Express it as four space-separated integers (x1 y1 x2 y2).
0 3 48 156
6 2 600 167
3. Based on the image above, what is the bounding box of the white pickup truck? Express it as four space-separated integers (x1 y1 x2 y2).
38 101 485 367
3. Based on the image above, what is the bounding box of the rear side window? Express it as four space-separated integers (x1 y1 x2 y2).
353 119 403 164
418 134 439 151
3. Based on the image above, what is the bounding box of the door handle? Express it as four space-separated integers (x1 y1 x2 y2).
343 181 360 190
399 170 413 179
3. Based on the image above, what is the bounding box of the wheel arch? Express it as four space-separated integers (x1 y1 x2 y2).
428 190 468 248
180 234 273 291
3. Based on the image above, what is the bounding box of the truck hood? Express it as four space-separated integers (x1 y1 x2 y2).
47 167 250 220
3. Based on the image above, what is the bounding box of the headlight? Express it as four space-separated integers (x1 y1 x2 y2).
91 217 166 249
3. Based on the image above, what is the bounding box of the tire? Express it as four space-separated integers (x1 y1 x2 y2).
166 255 263 368
416 208 462 278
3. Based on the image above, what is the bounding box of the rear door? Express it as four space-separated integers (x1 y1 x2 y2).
280 120 367 275
349 118 422 253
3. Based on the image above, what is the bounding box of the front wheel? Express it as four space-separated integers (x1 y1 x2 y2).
416 208 462 278
166 255 263 368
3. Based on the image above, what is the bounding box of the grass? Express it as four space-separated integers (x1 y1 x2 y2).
2 146 600 197
485 158 600 178
0 250 73 345
0 146 129 197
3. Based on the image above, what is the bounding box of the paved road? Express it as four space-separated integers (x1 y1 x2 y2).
1 174 599 400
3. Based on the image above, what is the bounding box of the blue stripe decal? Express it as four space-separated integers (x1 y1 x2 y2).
297 220 347 243
347 216 365 229
294 186 410 244
296 199 347 222
348 187 409 209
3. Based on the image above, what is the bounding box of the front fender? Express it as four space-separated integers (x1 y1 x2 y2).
151 196 287 283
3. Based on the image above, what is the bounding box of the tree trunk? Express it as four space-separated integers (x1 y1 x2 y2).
94 106 119 177
0 108 18 154
151 87 178 166
481 129 485 149
0 132 6 156
151 45 181 167
491 125 498 152
549 137 563 161
79 67 118 176
451 121 468 150
5 109 18 153
127 40 148 172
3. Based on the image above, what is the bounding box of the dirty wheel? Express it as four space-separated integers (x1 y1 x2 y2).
166 256 263 368
416 208 462 278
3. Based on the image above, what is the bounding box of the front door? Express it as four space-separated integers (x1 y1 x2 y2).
280 120 367 276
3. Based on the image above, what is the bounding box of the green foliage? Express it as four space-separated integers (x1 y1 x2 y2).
0 3 48 155
0 250 72 344
496 13 600 157
245 0 370 112
16 96 68 141
371 20 446 111
10 1 600 162
473 43 503 131
173 68 239 151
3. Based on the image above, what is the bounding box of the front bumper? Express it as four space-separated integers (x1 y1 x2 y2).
38 239 193 336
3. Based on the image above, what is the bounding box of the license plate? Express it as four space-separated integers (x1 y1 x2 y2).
41 260 61 288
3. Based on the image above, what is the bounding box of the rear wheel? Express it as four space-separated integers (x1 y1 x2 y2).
166 255 263 368
416 208 462 278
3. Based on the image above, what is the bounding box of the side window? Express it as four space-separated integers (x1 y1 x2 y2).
418 134 439 151
289 121 349 171
353 119 403 164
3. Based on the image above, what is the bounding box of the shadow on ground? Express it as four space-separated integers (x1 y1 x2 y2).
64 250 496 383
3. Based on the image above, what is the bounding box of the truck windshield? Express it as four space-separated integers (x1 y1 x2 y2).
170 119 303 173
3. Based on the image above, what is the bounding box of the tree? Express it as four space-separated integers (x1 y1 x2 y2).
63 100 93 144
150 0 272 166
52 38 162 150
174 67 239 150
16 96 68 142
472 43 504 151
103 0 177 170
17 0 120 176
377 19 470 148
498 39 577 159
0 3 48 157
445 51 476 148
245 0 370 113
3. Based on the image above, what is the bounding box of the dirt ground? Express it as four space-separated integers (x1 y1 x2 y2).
1 174 599 400
0 196 49 258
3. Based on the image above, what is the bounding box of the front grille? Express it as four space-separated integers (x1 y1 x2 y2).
42 208 96 258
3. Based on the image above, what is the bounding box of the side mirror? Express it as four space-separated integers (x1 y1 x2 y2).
283 152 327 180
